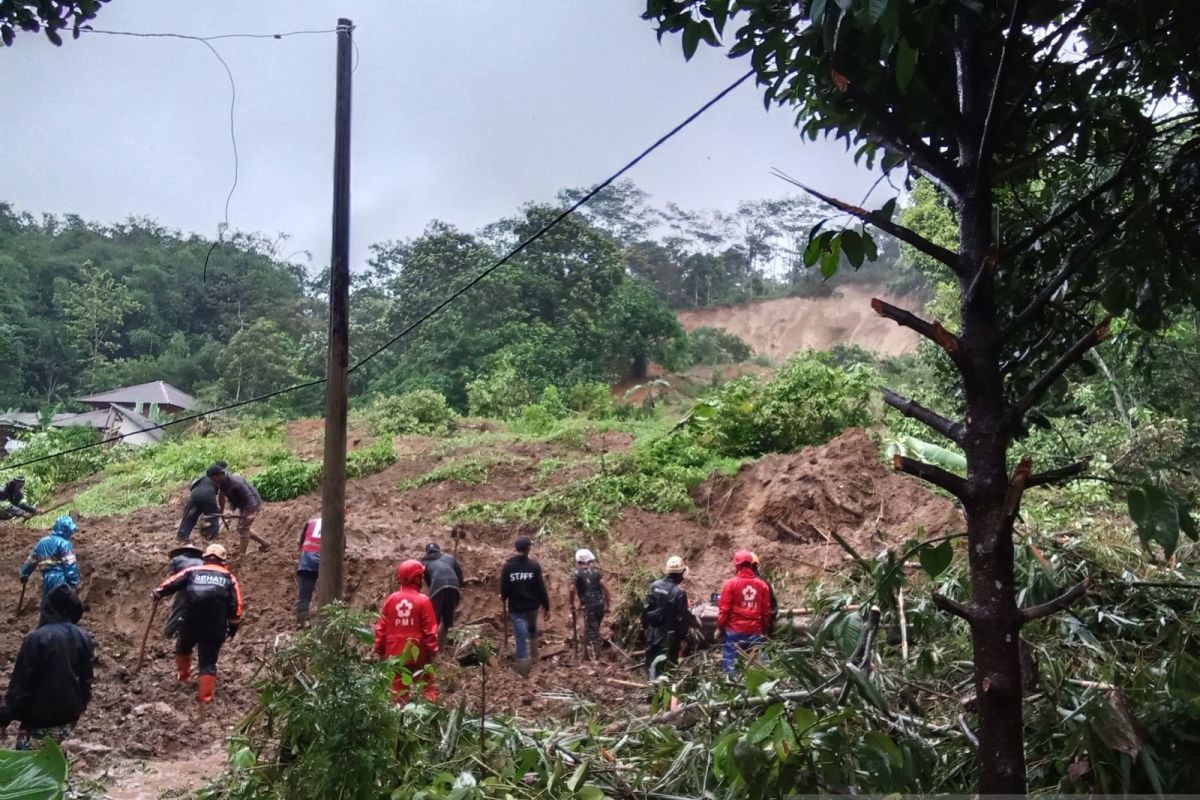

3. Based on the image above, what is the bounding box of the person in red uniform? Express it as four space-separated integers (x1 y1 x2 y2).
716 549 772 673
373 559 440 703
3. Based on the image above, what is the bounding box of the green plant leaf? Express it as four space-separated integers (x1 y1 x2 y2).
863 731 903 766
918 540 953 578
896 38 917 90
846 663 887 710
0 737 68 799
841 230 865 268
566 762 587 792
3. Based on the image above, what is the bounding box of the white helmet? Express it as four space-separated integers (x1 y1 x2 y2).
575 548 596 564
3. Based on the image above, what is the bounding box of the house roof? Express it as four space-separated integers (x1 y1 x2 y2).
76 381 195 410
110 404 165 443
52 410 114 428
0 412 40 428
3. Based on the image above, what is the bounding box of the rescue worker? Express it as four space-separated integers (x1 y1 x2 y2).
641 555 693 679
163 544 205 639
0 584 94 750
294 512 322 625
218 469 268 560
499 536 550 678
374 559 440 703
19 515 81 625
153 543 243 704
717 549 772 673
178 464 225 543
749 552 779 633
0 475 37 518
420 542 464 649
568 548 610 660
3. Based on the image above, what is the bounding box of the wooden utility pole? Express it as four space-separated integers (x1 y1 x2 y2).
316 17 353 609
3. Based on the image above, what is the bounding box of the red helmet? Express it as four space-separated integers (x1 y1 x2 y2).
396 559 425 585
733 549 755 567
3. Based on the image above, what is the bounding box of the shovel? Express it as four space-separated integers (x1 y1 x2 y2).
15 580 27 615
136 596 161 672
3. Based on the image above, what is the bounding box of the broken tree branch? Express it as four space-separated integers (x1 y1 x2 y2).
772 171 961 271
1019 579 1089 623
816 524 871 572
872 298 963 360
880 387 965 444
932 592 973 622
1027 460 1089 488
1012 318 1112 420
1004 457 1033 518
893 455 968 499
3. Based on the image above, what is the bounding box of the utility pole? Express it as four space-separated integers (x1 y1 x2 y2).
316 17 353 609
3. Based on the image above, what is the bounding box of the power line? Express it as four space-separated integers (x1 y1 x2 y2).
0 68 756 475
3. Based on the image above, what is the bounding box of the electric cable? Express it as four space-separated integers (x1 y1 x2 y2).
0 68 757 473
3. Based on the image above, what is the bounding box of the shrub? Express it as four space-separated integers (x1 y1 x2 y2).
254 458 321 501
368 390 452 436
513 402 556 435
687 326 754 365
466 361 532 419
346 437 396 479
538 384 569 419
686 351 874 456
566 381 615 418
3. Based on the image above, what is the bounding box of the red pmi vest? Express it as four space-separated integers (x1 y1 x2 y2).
300 517 322 554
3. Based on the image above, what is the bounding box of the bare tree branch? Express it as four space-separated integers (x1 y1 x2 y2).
893 454 968 498
995 123 1079 182
1002 206 1141 340
1027 460 1089 488
1004 457 1033 517
772 171 961 272
872 298 964 361
880 388 964 443
1011 318 1111 420
932 592 974 621
1019 579 1089 623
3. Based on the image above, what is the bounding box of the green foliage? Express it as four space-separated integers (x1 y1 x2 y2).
0 737 68 799
253 458 321 503
397 454 509 491
0 0 108 48
346 438 397 480
369 390 453 436
687 326 753 365
685 351 873 457
564 382 615 419
219 319 309 402
0 426 114 508
465 358 532 420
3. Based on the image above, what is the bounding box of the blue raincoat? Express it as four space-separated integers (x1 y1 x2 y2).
19 516 81 614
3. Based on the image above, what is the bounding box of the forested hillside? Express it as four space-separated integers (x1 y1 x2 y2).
0 182 925 414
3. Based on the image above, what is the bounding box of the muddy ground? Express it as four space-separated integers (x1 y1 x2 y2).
0 426 959 793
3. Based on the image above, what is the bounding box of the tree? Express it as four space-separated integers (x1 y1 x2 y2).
0 0 109 47
644 0 1199 792
218 319 306 401
54 262 142 366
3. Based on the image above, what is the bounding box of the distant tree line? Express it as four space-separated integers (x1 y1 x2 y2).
0 182 923 414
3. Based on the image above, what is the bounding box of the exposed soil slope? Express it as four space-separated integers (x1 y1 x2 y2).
0 426 959 779
675 284 922 360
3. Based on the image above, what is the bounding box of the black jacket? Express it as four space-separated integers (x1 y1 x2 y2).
164 553 205 638
1 585 94 729
220 474 262 512
572 567 606 608
186 476 220 515
156 562 243 639
0 480 35 514
500 553 549 614
641 574 691 640
421 549 463 597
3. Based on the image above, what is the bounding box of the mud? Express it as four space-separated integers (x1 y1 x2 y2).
0 426 958 790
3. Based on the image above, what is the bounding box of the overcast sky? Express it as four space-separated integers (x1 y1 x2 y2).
3 1 878 272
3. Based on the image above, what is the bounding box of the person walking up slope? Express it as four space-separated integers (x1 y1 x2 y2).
218 469 268 561
294 512 322 625
178 464 224 543
374 559 440 703
154 543 243 704
568 549 610 661
163 545 204 639
717 549 772 673
641 555 693 679
19 515 81 625
421 542 463 649
499 536 550 678
0 584 94 750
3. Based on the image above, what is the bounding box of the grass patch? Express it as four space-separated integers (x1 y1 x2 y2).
396 453 513 491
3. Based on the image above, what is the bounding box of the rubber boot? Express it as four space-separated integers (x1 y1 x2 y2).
176 654 192 683
198 674 216 704
529 639 539 664
514 658 532 678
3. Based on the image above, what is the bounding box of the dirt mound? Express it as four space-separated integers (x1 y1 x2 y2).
675 284 922 361
615 428 962 594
